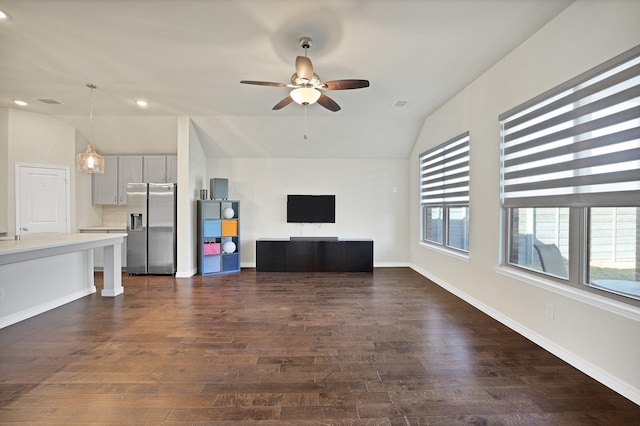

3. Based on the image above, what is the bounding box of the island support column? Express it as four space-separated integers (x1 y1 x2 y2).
102 243 124 297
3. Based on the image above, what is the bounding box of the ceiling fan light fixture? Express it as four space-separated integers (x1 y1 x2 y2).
290 87 320 105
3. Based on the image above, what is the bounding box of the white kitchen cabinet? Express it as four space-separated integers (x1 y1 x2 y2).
117 156 144 205
144 155 166 183
92 155 143 205
92 155 119 205
144 155 177 183
93 155 176 204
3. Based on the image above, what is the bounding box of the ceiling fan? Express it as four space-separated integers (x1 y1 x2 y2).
240 37 369 112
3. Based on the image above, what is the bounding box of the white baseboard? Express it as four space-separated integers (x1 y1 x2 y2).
175 267 197 278
240 262 407 269
410 264 640 406
0 287 96 330
374 262 411 268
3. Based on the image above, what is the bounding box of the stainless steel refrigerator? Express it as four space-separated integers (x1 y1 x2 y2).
127 183 177 275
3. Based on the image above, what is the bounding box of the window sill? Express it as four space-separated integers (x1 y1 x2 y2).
494 265 640 321
418 241 470 262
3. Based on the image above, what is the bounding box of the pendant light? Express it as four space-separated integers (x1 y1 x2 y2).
76 83 105 174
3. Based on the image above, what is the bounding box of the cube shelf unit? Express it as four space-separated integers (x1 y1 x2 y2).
197 200 240 275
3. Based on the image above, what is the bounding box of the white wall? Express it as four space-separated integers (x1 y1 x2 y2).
60 115 180 229
176 117 207 277
409 0 640 403
74 129 102 228
1 112 181 233
0 109 8 233
207 157 409 267
5 109 77 233
57 115 179 154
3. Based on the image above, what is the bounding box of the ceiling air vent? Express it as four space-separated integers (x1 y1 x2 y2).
37 98 62 104
392 100 409 108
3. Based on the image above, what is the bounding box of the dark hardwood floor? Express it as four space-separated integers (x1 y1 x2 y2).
0 268 638 425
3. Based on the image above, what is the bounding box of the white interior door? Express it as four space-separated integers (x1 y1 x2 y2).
17 164 69 235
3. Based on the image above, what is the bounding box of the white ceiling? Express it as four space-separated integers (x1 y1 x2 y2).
0 0 573 158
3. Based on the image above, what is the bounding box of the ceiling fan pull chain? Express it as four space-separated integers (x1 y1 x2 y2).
304 105 308 141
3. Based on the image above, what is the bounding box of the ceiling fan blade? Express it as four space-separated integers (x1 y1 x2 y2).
272 96 293 110
240 80 288 87
321 79 370 90
317 94 341 112
295 56 314 81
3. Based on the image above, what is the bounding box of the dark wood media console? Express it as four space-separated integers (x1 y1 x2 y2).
256 238 373 272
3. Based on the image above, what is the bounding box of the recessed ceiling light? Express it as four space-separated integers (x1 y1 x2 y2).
136 99 148 107
0 10 8 20
13 100 28 106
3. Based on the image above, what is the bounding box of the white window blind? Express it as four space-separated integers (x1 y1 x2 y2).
500 44 640 208
420 132 470 206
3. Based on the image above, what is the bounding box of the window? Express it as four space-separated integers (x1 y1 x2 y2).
420 132 470 253
589 207 640 299
500 44 640 302
508 207 569 278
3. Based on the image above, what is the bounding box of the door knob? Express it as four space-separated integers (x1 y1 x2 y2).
22 227 29 231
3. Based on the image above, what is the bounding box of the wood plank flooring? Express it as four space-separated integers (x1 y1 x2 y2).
0 268 638 424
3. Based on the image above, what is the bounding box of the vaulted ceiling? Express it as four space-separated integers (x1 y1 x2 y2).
0 0 573 158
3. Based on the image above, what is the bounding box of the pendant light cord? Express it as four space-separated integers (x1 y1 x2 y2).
87 83 97 146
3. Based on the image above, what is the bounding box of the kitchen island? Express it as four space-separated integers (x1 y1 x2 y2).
0 232 126 329
78 225 127 271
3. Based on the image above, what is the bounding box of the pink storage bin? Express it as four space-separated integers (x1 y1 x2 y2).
204 242 221 255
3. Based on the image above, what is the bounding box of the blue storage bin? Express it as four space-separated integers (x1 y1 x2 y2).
203 220 221 237
222 253 239 271
203 255 221 273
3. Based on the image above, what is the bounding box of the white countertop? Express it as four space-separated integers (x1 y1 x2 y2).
0 232 127 261
78 226 127 232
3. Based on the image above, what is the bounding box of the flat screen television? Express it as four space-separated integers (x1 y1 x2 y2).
287 195 335 223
